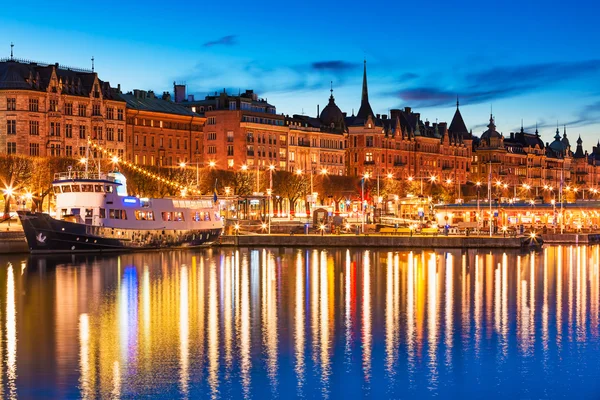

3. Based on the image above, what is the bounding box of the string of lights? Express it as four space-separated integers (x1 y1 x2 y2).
85 139 202 195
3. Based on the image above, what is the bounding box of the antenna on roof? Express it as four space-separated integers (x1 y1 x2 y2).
10 42 14 60
91 56 95 72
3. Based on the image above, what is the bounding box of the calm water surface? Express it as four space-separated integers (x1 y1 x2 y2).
0 246 599 398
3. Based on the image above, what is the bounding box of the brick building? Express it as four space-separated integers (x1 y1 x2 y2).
120 90 204 167
0 57 126 159
177 88 288 172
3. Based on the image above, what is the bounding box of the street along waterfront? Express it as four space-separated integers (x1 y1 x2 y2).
0 246 599 398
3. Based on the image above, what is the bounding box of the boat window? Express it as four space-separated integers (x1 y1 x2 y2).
85 209 93 217
61 209 68 217
204 212 210 221
94 185 104 192
99 208 106 218
81 184 94 192
135 211 155 221
191 211 201 222
214 212 220 221
175 212 185 221
71 185 81 192
53 186 61 194
105 185 114 193
61 185 72 193
162 212 173 221
109 209 127 220
71 208 80 215
140 198 150 207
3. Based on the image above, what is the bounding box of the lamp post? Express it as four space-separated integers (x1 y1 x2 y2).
476 181 481 229
361 172 370 233
268 164 275 234
3 186 14 228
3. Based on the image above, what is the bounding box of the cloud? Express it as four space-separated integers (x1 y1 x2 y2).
203 35 237 48
393 59 600 108
310 60 358 72
398 72 418 81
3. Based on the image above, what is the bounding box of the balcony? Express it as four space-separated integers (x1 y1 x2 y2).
364 160 375 165
393 161 405 167
298 142 310 147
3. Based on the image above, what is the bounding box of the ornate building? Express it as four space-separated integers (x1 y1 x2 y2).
345 61 472 188
286 88 346 176
0 57 126 159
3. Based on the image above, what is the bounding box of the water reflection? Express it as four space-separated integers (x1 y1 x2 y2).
1 246 600 398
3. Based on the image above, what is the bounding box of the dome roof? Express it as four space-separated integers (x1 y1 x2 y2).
480 115 501 139
320 93 344 128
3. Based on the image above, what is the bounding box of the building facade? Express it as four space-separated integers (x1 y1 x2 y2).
120 90 204 167
0 58 126 159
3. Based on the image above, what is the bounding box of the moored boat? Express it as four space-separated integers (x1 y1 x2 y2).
18 170 223 254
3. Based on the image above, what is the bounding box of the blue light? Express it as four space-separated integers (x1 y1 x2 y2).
123 197 138 206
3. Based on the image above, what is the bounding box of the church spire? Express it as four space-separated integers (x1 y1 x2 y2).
356 59 374 120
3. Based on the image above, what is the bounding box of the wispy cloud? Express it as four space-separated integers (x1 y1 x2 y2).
203 35 237 48
393 60 600 108
310 60 358 72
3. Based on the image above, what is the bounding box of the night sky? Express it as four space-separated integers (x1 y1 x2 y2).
2 0 600 146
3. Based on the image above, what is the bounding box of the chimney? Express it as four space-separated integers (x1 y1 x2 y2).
317 104 320 118
162 91 171 101
173 82 186 103
404 107 412 113
382 114 388 120
390 109 401 119
187 94 195 102
133 89 141 99
510 132 514 139
376 114 381 119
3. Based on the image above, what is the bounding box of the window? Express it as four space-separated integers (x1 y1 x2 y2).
49 144 61 156
79 125 86 139
289 151 295 162
65 102 73 115
109 209 127 220
7 142 16 154
207 132 217 140
50 122 61 136
49 99 58 112
79 146 86 156
78 104 87 117
29 143 40 156
29 98 39 112
366 136 374 147
92 104 101 116
227 145 234 156
117 128 124 142
106 128 114 141
229 102 236 110
65 124 73 138
135 211 155 221
7 98 16 111
29 121 39 136
93 126 103 140
228 159 234 168
207 117 216 125
208 146 216 154
226 131 234 142
6 120 16 135
106 107 114 120
162 211 185 221
65 145 73 157
117 109 124 121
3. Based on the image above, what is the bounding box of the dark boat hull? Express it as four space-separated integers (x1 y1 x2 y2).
17 211 222 254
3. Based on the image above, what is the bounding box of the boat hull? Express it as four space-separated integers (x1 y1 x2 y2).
17 211 222 254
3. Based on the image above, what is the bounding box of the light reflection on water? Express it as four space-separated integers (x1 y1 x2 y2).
0 246 600 398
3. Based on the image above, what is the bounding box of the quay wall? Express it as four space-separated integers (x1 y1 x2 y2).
0 232 28 254
222 234 528 249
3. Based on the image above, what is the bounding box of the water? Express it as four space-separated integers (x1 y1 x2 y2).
0 246 599 399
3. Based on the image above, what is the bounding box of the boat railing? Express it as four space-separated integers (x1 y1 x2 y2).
53 171 116 182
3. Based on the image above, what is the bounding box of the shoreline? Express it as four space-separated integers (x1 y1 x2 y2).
2 231 599 255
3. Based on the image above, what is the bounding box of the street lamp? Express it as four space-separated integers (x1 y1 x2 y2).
361 172 370 233
3 186 14 227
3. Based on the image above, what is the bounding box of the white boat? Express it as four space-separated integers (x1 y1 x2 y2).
18 170 223 254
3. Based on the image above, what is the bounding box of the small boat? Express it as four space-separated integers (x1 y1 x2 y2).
18 170 223 254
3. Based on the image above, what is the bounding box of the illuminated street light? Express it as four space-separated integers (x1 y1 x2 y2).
179 162 187 168
446 178 452 185
241 164 248 171
321 168 328 175
407 176 414 182
209 161 216 168
429 176 437 182
79 157 87 164
111 156 120 164
296 168 303 175
269 164 276 171
387 173 394 179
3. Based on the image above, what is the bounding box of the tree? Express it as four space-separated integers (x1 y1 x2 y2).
273 170 309 214
0 155 33 217
315 174 357 213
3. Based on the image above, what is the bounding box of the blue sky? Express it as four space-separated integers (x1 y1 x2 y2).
2 0 600 147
